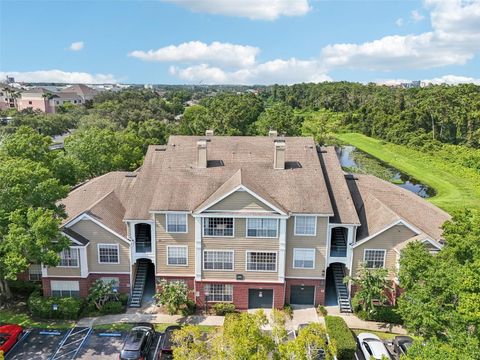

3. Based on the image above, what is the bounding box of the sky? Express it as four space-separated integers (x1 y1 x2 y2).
1 0 480 85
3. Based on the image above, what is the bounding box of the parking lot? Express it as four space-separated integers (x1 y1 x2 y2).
5 326 164 360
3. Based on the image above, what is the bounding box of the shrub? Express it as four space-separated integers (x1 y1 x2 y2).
369 306 403 324
100 301 124 315
87 280 118 311
8 280 41 296
118 293 129 306
180 299 196 316
317 305 328 317
283 304 293 319
28 291 84 320
325 316 356 360
154 280 189 315
212 302 236 316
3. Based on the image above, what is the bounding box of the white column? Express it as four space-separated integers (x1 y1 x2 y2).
278 218 287 282
79 246 89 278
346 226 355 277
194 217 202 281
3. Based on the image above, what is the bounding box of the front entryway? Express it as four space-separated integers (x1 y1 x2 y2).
248 289 273 309
290 285 315 305
130 259 155 308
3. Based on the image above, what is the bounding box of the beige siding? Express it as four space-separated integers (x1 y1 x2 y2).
74 220 130 273
156 214 195 275
46 257 81 277
285 217 328 278
352 225 417 278
202 218 279 281
208 191 274 212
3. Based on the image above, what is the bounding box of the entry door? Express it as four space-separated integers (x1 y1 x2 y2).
290 285 315 305
248 289 273 309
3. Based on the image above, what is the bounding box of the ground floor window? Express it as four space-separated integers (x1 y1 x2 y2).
51 280 80 297
29 264 42 281
205 284 233 302
246 251 277 271
100 277 120 289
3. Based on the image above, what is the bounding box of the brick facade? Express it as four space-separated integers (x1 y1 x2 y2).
285 278 326 306
42 274 130 297
156 276 196 301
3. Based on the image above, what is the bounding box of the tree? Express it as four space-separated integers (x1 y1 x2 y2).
279 323 332 360
172 325 209 360
179 105 211 135
345 263 390 314
270 309 288 346
254 102 302 136
87 279 118 310
154 280 189 315
301 109 343 145
0 126 53 165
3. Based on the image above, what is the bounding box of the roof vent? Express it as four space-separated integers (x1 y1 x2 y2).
155 145 167 151
269 130 278 137
273 139 286 170
125 173 137 178
197 139 207 168
205 129 214 136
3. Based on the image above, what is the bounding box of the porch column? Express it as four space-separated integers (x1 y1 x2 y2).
194 217 202 281
278 218 287 282
79 246 89 278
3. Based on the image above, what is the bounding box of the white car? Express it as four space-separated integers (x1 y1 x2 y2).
357 332 392 360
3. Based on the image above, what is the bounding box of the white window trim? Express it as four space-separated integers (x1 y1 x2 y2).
363 249 387 269
294 216 317 237
202 218 235 238
97 243 120 264
204 283 234 303
166 213 188 234
292 248 316 269
245 250 278 272
245 218 279 239
57 248 80 268
202 250 235 271
166 245 189 267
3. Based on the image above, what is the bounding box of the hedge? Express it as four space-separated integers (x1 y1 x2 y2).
355 306 404 325
212 303 236 316
100 301 124 315
325 316 356 360
8 280 41 296
28 292 84 320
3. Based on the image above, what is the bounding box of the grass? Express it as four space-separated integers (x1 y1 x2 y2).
335 133 480 214
0 309 75 329
352 329 398 340
93 323 134 332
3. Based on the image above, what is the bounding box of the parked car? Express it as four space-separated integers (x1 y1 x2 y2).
394 336 414 356
357 332 392 360
119 323 155 360
158 325 181 359
0 324 23 354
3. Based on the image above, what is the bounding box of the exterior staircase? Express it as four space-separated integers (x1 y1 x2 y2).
129 259 149 308
330 228 347 257
331 263 352 313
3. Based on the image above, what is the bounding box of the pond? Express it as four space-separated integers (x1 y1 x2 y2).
337 145 436 198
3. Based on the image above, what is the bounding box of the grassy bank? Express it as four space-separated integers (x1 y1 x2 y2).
0 309 75 329
335 133 480 214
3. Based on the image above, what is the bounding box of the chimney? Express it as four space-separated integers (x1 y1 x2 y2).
197 139 207 168
205 129 214 136
269 130 278 137
273 140 285 170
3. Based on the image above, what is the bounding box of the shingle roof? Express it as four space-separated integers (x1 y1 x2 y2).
61 84 98 97
318 147 360 225
62 227 90 245
347 174 450 241
124 136 334 218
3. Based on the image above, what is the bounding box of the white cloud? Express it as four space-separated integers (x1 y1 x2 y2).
161 0 310 20
422 74 480 85
0 70 117 84
128 41 259 67
69 41 84 51
396 18 404 27
411 10 425 22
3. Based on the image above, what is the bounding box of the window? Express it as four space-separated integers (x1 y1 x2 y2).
29 264 42 281
100 277 120 289
203 250 234 270
166 213 187 233
167 246 188 266
247 218 278 238
59 248 79 267
246 251 277 272
98 244 119 264
205 284 233 302
294 216 317 236
293 248 315 269
28 101 32 105
51 280 80 297
203 218 234 237
364 249 386 268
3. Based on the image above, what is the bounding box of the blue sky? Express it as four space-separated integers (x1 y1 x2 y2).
1 0 479 84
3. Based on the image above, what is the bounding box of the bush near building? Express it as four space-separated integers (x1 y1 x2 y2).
28 292 84 320
325 316 356 360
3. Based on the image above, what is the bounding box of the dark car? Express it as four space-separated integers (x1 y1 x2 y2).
394 336 414 356
120 323 155 360
158 325 181 359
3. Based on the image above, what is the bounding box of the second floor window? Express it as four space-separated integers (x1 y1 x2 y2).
246 251 277 272
167 246 188 266
166 213 187 233
98 244 119 264
203 218 234 237
364 249 386 268
295 216 317 236
293 248 315 269
59 248 79 267
203 250 234 270
247 218 278 238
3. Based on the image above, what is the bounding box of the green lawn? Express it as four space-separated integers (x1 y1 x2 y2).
352 329 398 340
0 309 75 329
335 133 480 214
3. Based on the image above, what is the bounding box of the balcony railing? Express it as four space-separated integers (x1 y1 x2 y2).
135 241 152 253
330 245 347 257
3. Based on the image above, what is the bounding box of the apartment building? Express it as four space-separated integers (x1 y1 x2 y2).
40 133 450 311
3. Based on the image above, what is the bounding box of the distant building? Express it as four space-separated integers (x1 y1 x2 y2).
400 80 421 89
0 85 19 110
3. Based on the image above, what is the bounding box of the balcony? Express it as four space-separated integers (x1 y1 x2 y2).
134 223 152 254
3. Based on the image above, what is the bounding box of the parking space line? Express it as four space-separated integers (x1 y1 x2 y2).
4 329 31 359
50 327 92 360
